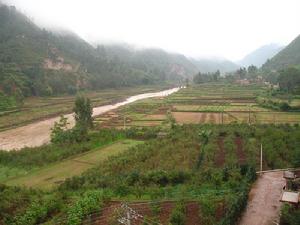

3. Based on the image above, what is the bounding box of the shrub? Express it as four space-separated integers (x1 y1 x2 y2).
66 190 107 225
169 201 186 225
280 204 300 225
12 196 62 225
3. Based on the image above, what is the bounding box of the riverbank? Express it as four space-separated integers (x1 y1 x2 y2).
0 87 180 151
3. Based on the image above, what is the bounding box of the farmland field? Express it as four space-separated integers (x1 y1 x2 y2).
1 84 300 225
93 84 300 128
0 85 169 131
4 140 142 189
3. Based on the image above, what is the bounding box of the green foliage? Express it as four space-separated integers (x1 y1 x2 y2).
219 184 249 225
50 96 93 144
74 95 93 129
1 124 300 224
66 190 106 225
199 197 219 225
0 129 125 169
263 35 300 71
11 196 62 225
0 3 197 103
50 115 72 144
169 201 186 225
278 67 300 94
193 71 220 84
280 204 300 225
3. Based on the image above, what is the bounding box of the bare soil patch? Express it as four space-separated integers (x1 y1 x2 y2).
88 201 202 225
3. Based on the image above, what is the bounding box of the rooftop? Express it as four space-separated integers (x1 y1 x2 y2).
280 191 299 204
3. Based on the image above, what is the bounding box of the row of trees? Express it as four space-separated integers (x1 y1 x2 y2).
193 70 221 84
51 95 93 144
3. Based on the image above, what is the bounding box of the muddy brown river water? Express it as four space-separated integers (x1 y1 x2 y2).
0 87 180 151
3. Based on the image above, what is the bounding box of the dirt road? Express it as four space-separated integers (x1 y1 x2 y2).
238 171 285 225
0 88 180 151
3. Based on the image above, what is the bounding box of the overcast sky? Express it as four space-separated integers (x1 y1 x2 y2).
4 0 300 61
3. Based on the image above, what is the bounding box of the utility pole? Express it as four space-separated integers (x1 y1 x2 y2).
248 106 251 124
260 143 263 174
221 111 224 124
123 115 126 130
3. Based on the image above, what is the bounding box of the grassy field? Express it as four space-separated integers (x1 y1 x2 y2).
0 86 168 131
93 84 300 127
4 140 142 189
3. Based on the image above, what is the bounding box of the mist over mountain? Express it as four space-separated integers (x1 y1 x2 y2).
0 2 197 106
190 57 239 74
238 44 284 68
262 35 300 71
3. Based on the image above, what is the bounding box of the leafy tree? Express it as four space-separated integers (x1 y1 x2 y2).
247 65 258 78
73 95 93 129
72 95 93 142
50 115 72 144
278 67 300 93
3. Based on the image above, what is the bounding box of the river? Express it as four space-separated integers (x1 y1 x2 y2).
0 87 180 151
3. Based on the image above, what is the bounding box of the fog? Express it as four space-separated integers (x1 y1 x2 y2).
3 0 300 61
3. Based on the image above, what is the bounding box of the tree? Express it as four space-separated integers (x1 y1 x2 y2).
73 95 93 141
50 96 93 144
236 67 247 79
247 65 258 78
50 115 72 144
278 67 300 93
212 70 221 81
73 95 93 129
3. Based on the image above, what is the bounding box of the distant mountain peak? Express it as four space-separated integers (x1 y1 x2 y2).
190 57 238 74
262 35 300 71
238 43 284 68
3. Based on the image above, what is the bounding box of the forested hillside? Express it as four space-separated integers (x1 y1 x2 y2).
190 57 238 73
262 35 300 71
0 3 197 110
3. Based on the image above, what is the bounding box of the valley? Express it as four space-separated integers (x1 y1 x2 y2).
1 1 300 225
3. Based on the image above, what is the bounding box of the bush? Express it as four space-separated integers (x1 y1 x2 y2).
169 201 186 225
66 190 107 225
12 196 62 225
280 204 300 225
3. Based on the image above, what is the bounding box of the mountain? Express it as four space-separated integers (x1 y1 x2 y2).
0 3 197 109
238 44 284 68
262 35 300 71
190 58 239 74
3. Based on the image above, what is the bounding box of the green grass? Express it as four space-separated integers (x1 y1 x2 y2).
4 140 142 189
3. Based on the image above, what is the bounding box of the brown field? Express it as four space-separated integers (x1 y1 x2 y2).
92 84 300 127
172 112 234 124
83 201 203 225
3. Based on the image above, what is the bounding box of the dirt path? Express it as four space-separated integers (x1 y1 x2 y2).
0 88 179 151
238 172 285 225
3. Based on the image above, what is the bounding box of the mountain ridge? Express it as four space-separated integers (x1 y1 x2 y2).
262 35 300 71
0 2 198 108
238 43 284 68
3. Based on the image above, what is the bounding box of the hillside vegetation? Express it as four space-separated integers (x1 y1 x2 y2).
190 58 238 73
262 35 300 71
0 4 197 110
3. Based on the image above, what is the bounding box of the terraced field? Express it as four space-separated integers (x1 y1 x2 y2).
0 86 167 131
93 84 300 127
